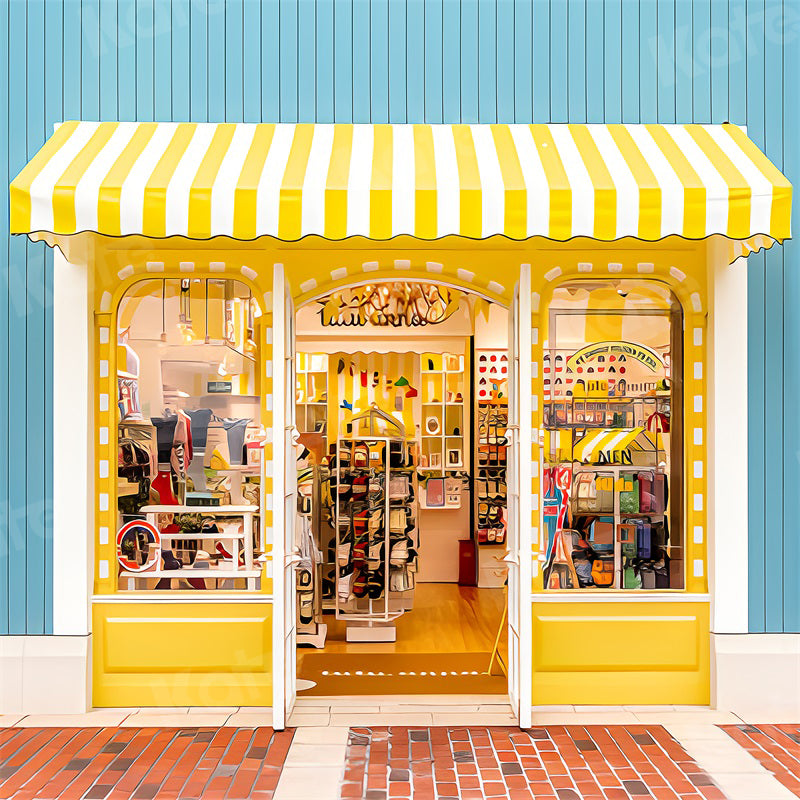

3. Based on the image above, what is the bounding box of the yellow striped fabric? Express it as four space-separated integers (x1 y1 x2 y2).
9 122 792 245
572 427 656 464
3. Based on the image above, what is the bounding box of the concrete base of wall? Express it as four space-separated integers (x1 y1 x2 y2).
0 635 91 715
712 633 800 719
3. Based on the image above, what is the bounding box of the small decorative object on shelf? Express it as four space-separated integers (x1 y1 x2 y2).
116 520 161 573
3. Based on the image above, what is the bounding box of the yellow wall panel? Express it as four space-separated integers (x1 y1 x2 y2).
532 600 709 705
93 603 273 707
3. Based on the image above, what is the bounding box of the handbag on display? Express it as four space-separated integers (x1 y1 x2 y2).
619 474 640 513
591 557 615 587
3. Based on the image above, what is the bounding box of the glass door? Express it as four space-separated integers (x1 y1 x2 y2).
272 265 298 729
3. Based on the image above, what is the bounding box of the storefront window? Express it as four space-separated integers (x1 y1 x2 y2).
115 278 264 591
542 280 684 590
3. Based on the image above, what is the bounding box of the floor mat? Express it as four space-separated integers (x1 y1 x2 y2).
297 651 508 696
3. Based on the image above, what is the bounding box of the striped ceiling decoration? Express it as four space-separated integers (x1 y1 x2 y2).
10 121 791 247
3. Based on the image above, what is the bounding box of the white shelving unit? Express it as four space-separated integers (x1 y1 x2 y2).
121 504 260 589
420 352 467 476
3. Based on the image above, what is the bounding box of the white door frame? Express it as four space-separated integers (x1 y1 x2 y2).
507 264 533 728
271 263 298 730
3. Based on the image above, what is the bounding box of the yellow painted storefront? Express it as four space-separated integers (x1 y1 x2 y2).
66 233 711 708
11 121 790 712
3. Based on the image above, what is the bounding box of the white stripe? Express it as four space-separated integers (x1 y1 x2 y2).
431 125 460 237
255 124 297 237
28 122 102 232
704 124 774 236
301 124 335 236
668 125 729 235
508 125 550 237
72 122 139 232
586 124 640 238
119 123 180 235
391 124 416 236
210 124 257 237
165 124 219 236
624 125 684 238
470 125 505 237
549 126 595 237
346 125 374 237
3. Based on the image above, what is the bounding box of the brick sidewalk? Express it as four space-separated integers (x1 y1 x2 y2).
340 725 726 800
0 723 740 800
0 727 293 800
722 724 800 798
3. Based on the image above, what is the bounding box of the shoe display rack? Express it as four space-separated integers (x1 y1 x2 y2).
121 505 260 589
334 405 418 642
474 349 510 588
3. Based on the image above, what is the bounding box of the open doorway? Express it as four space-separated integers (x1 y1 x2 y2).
290 281 512 697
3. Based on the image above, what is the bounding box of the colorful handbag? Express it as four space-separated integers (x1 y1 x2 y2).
619 474 640 513
591 558 615 587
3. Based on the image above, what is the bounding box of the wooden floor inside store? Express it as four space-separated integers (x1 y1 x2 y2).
297 583 508 696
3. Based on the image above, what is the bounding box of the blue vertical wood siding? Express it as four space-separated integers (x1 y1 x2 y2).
0 0 793 633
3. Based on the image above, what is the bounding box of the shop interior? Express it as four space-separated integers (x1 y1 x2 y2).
111 275 685 699
292 282 511 696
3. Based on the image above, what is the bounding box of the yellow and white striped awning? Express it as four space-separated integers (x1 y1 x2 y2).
10 121 791 246
572 427 659 464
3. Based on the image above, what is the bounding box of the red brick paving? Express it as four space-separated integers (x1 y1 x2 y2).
722 723 800 797
339 726 726 800
0 727 293 800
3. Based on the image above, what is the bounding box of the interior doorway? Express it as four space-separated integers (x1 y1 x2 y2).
289 280 516 700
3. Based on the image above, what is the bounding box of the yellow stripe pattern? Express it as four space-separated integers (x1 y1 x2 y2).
10 122 791 245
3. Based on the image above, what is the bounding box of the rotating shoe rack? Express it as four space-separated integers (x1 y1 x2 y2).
334 405 418 642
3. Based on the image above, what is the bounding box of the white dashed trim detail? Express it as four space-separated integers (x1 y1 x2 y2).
362 261 379 272
145 261 164 272
99 327 109 344
577 262 593 272
117 265 134 280
544 266 562 281
100 291 112 312
669 266 686 282
300 278 317 293
693 328 703 346
691 292 702 311
694 395 703 412
694 428 703 445
637 262 654 273
99 460 109 479
607 262 622 272
99 360 108 378
426 261 443 273
330 267 348 281
487 280 504 295
179 261 195 272
209 261 225 272
99 526 109 546
241 265 257 281
457 268 475 283
99 394 109 412
394 259 411 269
99 427 109 445
693 526 704 544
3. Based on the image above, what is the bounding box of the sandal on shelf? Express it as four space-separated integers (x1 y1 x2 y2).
353 569 368 598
